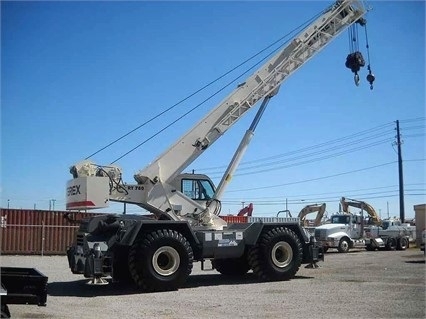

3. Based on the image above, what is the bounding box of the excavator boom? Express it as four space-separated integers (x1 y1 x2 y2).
340 197 381 225
298 203 327 226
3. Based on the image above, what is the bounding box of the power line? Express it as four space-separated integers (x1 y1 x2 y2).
86 9 324 162
197 120 423 178
197 119 424 175
223 183 426 201
207 137 394 178
238 138 393 175
196 121 395 172
227 160 399 192
399 117 425 124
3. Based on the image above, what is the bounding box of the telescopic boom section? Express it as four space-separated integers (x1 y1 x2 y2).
135 0 366 185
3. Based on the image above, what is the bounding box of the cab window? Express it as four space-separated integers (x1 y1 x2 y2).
181 179 215 200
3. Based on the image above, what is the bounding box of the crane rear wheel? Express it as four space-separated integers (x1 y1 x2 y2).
248 227 302 281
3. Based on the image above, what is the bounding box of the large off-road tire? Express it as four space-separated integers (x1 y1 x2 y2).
248 227 302 282
337 238 350 253
128 229 193 292
212 255 250 276
386 237 397 251
112 247 133 284
397 237 408 251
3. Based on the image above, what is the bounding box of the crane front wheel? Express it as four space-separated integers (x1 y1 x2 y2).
128 229 193 292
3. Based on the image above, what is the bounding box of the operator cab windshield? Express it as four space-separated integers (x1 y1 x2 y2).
181 178 215 201
331 215 351 224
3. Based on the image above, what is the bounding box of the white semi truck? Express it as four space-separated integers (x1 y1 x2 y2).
315 197 410 253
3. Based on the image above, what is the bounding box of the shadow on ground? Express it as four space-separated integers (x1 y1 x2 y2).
405 260 425 264
47 272 314 297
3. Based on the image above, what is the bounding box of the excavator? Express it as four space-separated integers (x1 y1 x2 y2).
237 203 254 217
298 203 327 227
66 0 370 291
340 197 381 225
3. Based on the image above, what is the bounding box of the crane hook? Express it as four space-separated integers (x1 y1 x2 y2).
354 73 360 86
366 70 375 90
346 51 365 87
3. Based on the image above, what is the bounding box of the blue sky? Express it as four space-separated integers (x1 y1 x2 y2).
1 1 425 220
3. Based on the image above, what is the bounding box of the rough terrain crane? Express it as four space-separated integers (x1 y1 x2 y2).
66 0 368 291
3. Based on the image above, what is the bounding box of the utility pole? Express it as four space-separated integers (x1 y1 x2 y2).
395 120 405 222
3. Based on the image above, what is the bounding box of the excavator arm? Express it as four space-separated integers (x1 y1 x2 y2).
340 197 381 225
298 203 327 226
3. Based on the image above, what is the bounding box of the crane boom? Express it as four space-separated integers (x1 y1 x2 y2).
135 0 366 184
66 0 368 230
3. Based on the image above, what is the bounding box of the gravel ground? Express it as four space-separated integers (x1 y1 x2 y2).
2 248 425 319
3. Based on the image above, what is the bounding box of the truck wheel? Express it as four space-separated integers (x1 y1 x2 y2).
212 255 250 276
397 237 408 250
337 238 350 253
386 237 397 251
128 229 193 292
248 227 302 281
365 244 376 251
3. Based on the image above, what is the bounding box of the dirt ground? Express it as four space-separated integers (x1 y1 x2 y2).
2 248 425 319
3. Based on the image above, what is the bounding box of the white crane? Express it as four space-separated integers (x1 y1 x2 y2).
67 0 368 231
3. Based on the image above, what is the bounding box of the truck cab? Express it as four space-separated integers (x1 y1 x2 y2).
314 213 364 253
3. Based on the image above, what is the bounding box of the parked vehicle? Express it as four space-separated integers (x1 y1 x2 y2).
315 197 410 253
66 1 369 291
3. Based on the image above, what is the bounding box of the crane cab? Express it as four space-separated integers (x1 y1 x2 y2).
170 173 216 203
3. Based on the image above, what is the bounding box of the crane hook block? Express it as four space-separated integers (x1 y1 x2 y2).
345 51 365 73
366 72 375 90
